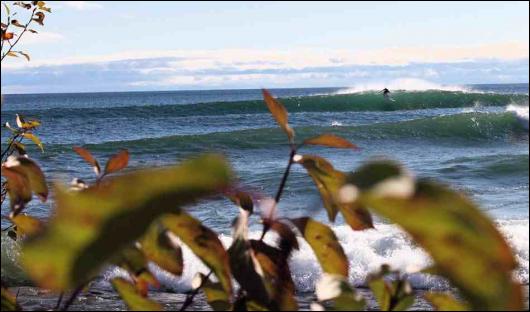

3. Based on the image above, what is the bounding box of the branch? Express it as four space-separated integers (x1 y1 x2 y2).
1 7 36 62
179 270 213 311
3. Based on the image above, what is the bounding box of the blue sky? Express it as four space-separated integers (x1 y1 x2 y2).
1 1 529 93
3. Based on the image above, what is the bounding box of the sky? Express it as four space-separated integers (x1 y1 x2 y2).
1 1 529 94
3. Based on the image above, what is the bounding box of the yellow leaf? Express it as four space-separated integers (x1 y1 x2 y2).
112 278 162 311
22 132 44 152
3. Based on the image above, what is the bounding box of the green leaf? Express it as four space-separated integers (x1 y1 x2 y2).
21 154 232 291
10 214 44 237
295 155 373 230
162 211 232 297
72 146 101 176
22 132 44 152
291 217 348 277
303 134 358 149
353 161 523 310
104 149 129 175
1 287 20 311
140 222 183 276
262 89 295 144
112 277 162 311
424 292 469 311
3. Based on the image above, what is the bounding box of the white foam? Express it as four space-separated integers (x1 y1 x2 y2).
507 104 529 130
331 120 343 127
100 220 528 292
335 78 470 94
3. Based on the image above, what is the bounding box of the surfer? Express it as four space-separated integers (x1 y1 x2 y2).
381 88 391 98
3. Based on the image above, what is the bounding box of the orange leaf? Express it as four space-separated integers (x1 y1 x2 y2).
303 134 358 149
262 89 295 144
104 149 129 175
73 146 101 176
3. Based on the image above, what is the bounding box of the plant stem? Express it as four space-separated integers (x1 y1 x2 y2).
54 292 64 311
260 148 296 241
60 285 84 311
179 270 213 311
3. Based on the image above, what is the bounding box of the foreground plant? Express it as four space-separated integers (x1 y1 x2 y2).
0 89 524 312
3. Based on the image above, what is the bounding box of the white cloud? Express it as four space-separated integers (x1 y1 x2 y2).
18 31 64 45
3 41 528 71
61 1 103 11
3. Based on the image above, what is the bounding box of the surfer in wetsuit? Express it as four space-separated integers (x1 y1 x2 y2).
381 88 391 99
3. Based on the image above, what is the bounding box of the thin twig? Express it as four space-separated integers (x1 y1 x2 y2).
54 292 64 311
179 270 213 311
1 7 36 62
259 148 296 241
60 285 84 311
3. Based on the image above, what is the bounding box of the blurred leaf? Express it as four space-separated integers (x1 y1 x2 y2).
315 274 365 311
227 190 254 213
32 12 45 25
115 246 160 295
111 278 162 311
14 2 32 9
228 209 270 306
140 222 183 276
354 161 523 310
1 287 20 311
162 211 232 297
2 32 15 40
1 166 32 213
291 217 348 277
2 3 10 15
424 292 469 311
104 149 129 175
72 146 101 176
21 154 232 291
18 51 30 61
368 271 414 311
10 214 43 237
22 133 43 152
10 20 25 28
196 273 231 311
13 142 26 156
262 89 295 144
295 155 373 230
16 114 40 129
251 240 298 310
303 134 358 150
1 156 47 213
27 29 37 33
266 219 299 251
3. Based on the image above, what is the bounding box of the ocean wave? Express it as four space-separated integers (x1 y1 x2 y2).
38 111 527 154
3 90 527 121
437 154 529 179
98 220 528 293
333 78 470 94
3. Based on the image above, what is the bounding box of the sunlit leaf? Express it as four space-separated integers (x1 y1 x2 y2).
140 222 183 276
22 154 232 291
314 274 365 311
262 89 295 144
111 278 162 311
1 287 20 311
352 161 523 310
10 214 44 237
303 134 358 150
291 217 348 277
424 292 469 311
295 155 373 230
104 149 129 175
72 146 101 176
162 211 232 297
195 273 231 311
22 132 44 152
16 114 40 129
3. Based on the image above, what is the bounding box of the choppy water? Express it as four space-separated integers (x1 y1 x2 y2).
1 83 528 308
